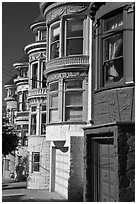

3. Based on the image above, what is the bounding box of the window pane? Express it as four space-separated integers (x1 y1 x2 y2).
50 42 59 59
104 58 123 84
66 92 82 106
30 115 36 135
42 75 47 88
104 13 123 32
34 153 40 162
51 23 60 42
67 38 83 55
50 82 58 92
50 94 58 108
50 109 58 122
67 19 83 37
33 163 40 172
31 106 37 112
66 80 82 89
66 107 83 121
32 63 38 89
105 33 123 60
41 113 46 135
42 105 46 111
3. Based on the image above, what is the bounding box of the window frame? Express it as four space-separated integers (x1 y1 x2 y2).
49 81 59 123
64 79 84 122
32 152 40 173
94 6 134 90
30 106 37 135
64 17 84 56
102 11 124 87
31 62 38 89
40 104 46 135
49 21 61 60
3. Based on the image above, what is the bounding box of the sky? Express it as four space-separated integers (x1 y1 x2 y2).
2 2 40 106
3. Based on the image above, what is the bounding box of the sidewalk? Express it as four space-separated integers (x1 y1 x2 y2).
2 178 68 202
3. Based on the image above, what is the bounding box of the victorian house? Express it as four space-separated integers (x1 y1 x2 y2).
13 55 29 172
3 2 135 202
83 2 135 202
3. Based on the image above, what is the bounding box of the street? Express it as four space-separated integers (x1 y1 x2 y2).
2 179 67 202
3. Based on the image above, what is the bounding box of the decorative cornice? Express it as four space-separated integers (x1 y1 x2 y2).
44 55 89 76
28 88 47 101
125 3 135 13
14 76 28 85
47 71 88 83
28 97 47 105
24 42 46 56
29 51 46 62
41 2 89 24
4 96 16 102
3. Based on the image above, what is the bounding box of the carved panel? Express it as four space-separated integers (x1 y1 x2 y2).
47 71 88 83
46 4 88 24
29 51 46 62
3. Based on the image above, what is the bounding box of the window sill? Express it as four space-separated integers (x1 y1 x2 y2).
94 81 135 94
47 121 87 126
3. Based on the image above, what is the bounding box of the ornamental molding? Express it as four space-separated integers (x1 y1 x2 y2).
28 97 47 105
17 84 29 93
29 51 46 62
46 3 89 24
47 71 88 83
45 56 89 75
125 3 135 13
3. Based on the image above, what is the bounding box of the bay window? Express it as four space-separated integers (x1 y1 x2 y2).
32 152 40 172
30 106 37 135
32 63 38 89
49 82 59 122
65 80 83 121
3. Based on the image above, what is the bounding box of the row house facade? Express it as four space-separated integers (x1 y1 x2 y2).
3 2 135 202
3 76 17 179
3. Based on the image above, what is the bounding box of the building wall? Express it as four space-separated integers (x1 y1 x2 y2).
94 86 135 125
27 137 51 189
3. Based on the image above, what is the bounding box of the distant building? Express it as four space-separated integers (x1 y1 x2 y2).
3 75 17 179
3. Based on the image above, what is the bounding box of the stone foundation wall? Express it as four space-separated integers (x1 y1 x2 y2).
118 125 135 202
68 136 84 201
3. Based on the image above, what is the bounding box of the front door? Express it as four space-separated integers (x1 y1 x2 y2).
92 138 117 202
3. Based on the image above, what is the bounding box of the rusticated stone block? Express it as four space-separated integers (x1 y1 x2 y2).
117 88 133 121
119 187 134 202
126 157 135 170
126 169 135 180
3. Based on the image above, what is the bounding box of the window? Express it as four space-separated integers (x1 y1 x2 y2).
65 80 83 121
30 106 37 135
5 159 10 171
18 92 22 111
50 22 60 59
22 135 28 146
41 105 46 135
49 82 59 122
32 152 40 172
103 12 123 86
22 91 28 111
66 18 83 56
20 67 28 77
49 18 84 59
41 30 46 41
32 63 38 89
